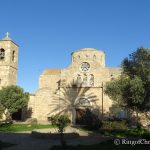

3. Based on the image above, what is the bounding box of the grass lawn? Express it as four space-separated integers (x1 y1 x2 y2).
51 140 150 150
80 126 150 139
0 123 55 132
98 128 150 138
0 140 14 150
70 127 150 150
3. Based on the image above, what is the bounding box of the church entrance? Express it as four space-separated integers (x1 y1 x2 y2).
76 108 86 125
75 97 92 125
12 109 22 120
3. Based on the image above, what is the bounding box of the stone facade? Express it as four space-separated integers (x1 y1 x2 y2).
1 34 150 126
0 35 18 89
28 48 121 124
0 34 122 124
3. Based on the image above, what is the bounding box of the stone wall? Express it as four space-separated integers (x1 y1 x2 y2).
28 48 121 123
0 38 18 89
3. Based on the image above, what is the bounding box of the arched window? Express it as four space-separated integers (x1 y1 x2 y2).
89 74 94 86
83 74 87 86
12 51 15 62
0 79 1 84
93 55 96 59
78 97 91 107
0 49 5 60
75 97 91 107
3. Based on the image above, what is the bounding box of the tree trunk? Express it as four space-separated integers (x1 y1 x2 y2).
60 132 66 148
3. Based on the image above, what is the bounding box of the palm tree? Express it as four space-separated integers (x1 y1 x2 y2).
49 80 100 124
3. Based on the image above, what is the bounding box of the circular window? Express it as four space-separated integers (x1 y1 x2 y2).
80 62 90 72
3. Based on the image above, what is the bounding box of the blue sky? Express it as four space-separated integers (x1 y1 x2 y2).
0 0 150 93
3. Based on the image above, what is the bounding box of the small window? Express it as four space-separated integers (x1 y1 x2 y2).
0 79 1 84
0 49 5 60
77 74 82 85
86 54 89 58
93 55 96 59
12 51 15 62
89 74 94 86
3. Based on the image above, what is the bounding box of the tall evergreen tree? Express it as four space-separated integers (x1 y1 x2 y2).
105 48 150 116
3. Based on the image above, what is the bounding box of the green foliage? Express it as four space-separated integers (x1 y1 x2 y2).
49 114 70 148
122 47 150 80
0 123 54 132
105 75 145 110
105 48 150 114
0 107 3 119
0 100 5 119
101 121 128 131
0 85 29 114
49 114 59 126
49 114 70 133
99 128 150 139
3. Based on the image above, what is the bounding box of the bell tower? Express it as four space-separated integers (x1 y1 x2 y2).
0 33 19 89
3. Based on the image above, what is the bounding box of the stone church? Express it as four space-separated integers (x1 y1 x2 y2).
0 34 121 124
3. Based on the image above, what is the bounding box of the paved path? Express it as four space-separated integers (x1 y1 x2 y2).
0 131 109 150
0 132 58 150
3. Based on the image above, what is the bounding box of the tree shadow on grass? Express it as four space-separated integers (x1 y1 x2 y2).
1 128 150 150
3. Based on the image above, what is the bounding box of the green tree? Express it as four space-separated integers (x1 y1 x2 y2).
0 85 29 120
49 114 70 148
105 48 150 125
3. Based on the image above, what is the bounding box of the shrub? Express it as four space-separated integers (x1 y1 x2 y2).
140 130 150 139
48 114 59 125
0 111 2 119
49 114 71 148
49 114 70 130
101 121 128 130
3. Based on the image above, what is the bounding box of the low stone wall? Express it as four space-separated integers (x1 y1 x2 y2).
31 130 79 139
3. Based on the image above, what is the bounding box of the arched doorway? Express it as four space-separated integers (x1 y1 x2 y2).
75 97 92 125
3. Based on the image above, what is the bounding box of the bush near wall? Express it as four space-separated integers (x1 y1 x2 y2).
101 120 128 130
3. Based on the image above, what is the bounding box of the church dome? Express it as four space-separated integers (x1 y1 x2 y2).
71 48 105 67
72 48 104 53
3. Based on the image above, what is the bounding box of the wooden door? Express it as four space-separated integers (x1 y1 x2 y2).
76 108 86 125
